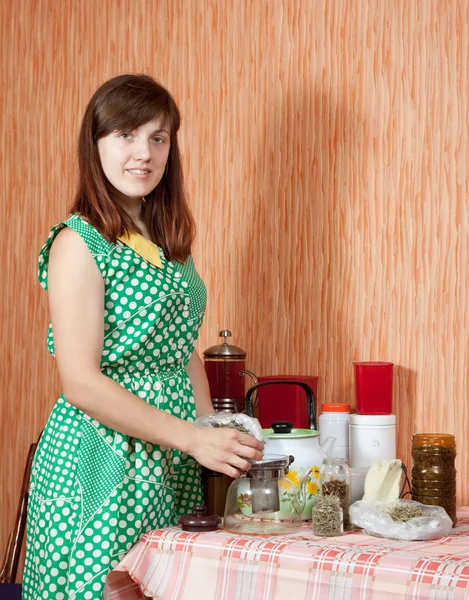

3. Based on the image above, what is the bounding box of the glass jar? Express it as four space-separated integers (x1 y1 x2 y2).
312 495 343 537
320 458 351 529
411 433 457 525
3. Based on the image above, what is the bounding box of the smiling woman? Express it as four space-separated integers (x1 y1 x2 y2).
22 74 264 600
70 74 194 263
97 119 171 203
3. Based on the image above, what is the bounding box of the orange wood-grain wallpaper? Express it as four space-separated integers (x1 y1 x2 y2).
1 0 468 569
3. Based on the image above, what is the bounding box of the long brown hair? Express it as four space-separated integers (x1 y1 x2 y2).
71 74 195 262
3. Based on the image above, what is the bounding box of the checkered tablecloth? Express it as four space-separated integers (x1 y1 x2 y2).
105 507 469 600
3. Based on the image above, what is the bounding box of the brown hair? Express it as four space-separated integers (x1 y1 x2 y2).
70 74 195 262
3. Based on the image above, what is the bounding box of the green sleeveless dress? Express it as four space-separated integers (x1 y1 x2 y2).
22 214 206 599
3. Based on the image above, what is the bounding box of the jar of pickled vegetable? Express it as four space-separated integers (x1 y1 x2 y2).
411 433 456 525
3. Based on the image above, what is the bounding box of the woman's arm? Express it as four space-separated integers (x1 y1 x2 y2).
186 350 214 417
48 227 263 477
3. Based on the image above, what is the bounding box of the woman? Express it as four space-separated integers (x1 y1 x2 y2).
23 74 263 600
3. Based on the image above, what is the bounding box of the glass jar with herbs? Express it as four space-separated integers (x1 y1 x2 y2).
320 458 351 529
411 433 457 525
311 495 343 537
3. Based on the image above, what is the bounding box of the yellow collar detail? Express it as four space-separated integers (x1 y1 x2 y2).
117 233 163 268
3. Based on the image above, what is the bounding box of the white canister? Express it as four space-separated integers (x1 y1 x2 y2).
350 467 370 503
349 414 396 468
319 404 351 460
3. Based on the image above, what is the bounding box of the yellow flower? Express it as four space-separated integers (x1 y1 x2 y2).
312 466 321 480
281 469 300 488
307 481 319 495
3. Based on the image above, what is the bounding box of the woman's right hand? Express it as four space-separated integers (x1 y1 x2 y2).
187 427 264 478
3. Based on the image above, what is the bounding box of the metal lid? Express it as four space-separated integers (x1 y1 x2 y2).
248 454 292 470
203 330 247 359
178 505 221 532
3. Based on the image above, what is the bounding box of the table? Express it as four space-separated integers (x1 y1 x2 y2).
105 507 469 600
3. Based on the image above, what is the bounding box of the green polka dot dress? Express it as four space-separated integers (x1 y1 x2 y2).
22 214 206 599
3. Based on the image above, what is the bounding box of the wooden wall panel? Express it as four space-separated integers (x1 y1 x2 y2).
1 0 468 565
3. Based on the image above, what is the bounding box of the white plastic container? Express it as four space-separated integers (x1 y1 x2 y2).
350 467 370 503
349 414 396 468
319 404 351 460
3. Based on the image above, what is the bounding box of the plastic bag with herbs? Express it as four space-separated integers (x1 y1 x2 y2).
349 498 453 541
195 412 265 444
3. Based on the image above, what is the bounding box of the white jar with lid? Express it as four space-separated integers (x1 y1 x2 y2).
319 404 351 460
349 414 396 468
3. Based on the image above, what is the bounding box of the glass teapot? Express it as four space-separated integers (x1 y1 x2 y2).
223 454 312 535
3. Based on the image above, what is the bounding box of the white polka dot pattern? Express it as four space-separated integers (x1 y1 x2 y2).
23 214 206 599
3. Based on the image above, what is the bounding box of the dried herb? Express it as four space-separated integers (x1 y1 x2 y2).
411 486 455 502
412 446 456 476
212 422 251 435
387 504 424 522
321 479 350 529
311 495 343 537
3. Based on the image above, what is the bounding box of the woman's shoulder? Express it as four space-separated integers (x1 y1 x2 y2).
38 214 113 290
48 223 90 255
44 214 113 252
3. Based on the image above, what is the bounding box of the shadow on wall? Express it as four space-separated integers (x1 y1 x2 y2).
396 366 417 471
235 85 359 404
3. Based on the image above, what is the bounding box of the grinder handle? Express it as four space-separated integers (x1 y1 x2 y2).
244 380 317 431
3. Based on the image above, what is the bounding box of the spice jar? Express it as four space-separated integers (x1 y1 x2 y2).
320 458 351 529
312 495 343 537
411 433 457 525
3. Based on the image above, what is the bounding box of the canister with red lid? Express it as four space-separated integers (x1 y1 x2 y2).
319 404 351 460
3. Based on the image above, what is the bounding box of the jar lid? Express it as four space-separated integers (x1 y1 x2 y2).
178 506 221 532
412 433 456 448
321 403 351 413
203 330 246 359
353 361 394 367
349 414 396 425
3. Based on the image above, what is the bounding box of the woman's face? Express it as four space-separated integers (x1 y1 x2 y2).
97 116 171 201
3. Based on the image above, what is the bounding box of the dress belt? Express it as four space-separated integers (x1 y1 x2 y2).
102 365 187 381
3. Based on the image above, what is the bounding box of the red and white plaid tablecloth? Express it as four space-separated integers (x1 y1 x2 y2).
105 507 469 600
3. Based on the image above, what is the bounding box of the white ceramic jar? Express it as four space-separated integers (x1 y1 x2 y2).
349 414 396 468
319 404 351 460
